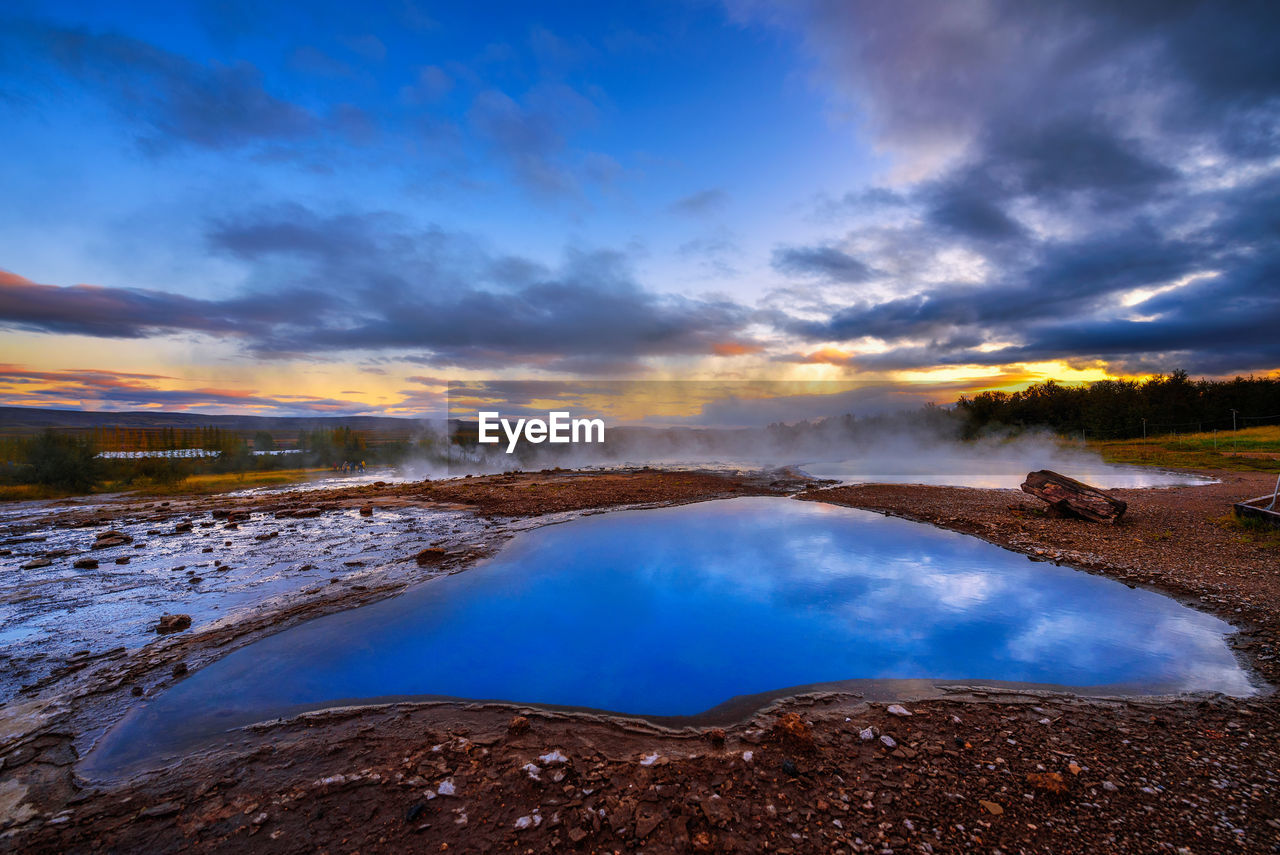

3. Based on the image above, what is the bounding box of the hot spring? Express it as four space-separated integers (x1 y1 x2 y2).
84 497 1253 775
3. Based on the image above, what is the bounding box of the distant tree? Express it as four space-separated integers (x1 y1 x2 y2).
23 430 99 492
253 430 276 452
955 372 1280 438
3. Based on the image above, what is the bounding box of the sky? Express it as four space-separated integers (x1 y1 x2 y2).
0 0 1277 418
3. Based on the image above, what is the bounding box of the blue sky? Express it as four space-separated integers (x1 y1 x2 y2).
0 1 1277 415
2 1 865 294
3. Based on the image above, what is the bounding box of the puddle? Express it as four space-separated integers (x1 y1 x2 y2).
84 497 1253 776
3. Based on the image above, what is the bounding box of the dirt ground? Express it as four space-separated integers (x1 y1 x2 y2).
3 469 1279 854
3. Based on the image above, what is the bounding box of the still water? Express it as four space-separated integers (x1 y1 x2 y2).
86 497 1251 774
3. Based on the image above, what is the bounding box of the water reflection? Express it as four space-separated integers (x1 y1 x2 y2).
87 497 1252 774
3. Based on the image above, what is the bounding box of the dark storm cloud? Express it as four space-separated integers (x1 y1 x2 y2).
922 179 1025 243
920 117 1178 242
771 246 874 283
745 0 1280 375
982 119 1177 200
0 206 755 369
15 21 316 149
795 235 1280 377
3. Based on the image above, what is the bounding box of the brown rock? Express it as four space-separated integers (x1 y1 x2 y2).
507 715 530 736
634 804 662 838
415 548 447 566
772 712 815 751
1027 771 1068 794
74 558 99 569
699 794 733 827
155 614 192 634
92 530 133 549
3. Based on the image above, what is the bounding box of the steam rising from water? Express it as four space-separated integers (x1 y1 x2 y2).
433 410 1211 489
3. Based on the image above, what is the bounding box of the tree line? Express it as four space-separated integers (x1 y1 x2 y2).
955 372 1280 439
0 426 435 493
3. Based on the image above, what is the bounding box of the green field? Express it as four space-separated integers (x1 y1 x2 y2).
1091 425 1280 471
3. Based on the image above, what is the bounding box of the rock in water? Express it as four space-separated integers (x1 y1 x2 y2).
1020 470 1127 522
155 614 192 634
92 530 133 549
415 547 447 566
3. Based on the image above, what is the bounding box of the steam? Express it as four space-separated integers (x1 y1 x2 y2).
382 408 1212 489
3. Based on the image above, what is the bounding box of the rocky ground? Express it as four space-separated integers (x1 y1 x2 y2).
2 468 1278 854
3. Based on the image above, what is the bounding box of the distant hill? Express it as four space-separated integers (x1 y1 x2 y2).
0 406 430 433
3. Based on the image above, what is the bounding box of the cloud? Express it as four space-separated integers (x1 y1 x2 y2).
772 245 874 283
0 205 758 370
736 0 1280 376
0 365 374 414
0 269 277 339
712 341 765 357
677 229 742 279
670 188 728 216
467 84 602 195
19 20 317 150
731 1 1280 176
401 65 454 103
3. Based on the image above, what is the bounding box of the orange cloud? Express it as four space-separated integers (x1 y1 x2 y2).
711 341 764 357
796 347 856 366
0 270 34 286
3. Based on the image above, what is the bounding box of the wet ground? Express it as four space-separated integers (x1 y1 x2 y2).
0 503 487 703
0 467 1277 853
0 468 780 718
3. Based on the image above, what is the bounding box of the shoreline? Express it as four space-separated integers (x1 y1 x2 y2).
2 468 1278 852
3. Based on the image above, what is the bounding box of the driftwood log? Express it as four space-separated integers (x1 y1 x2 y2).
1020 469 1127 523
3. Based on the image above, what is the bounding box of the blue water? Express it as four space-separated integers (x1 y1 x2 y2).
86 497 1252 773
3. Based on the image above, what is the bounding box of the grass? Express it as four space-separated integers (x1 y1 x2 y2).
0 467 336 502
1090 425 1280 472
1215 512 1280 551
0 483 76 502
122 468 333 496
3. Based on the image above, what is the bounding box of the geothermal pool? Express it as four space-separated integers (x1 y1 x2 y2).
85 497 1252 774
